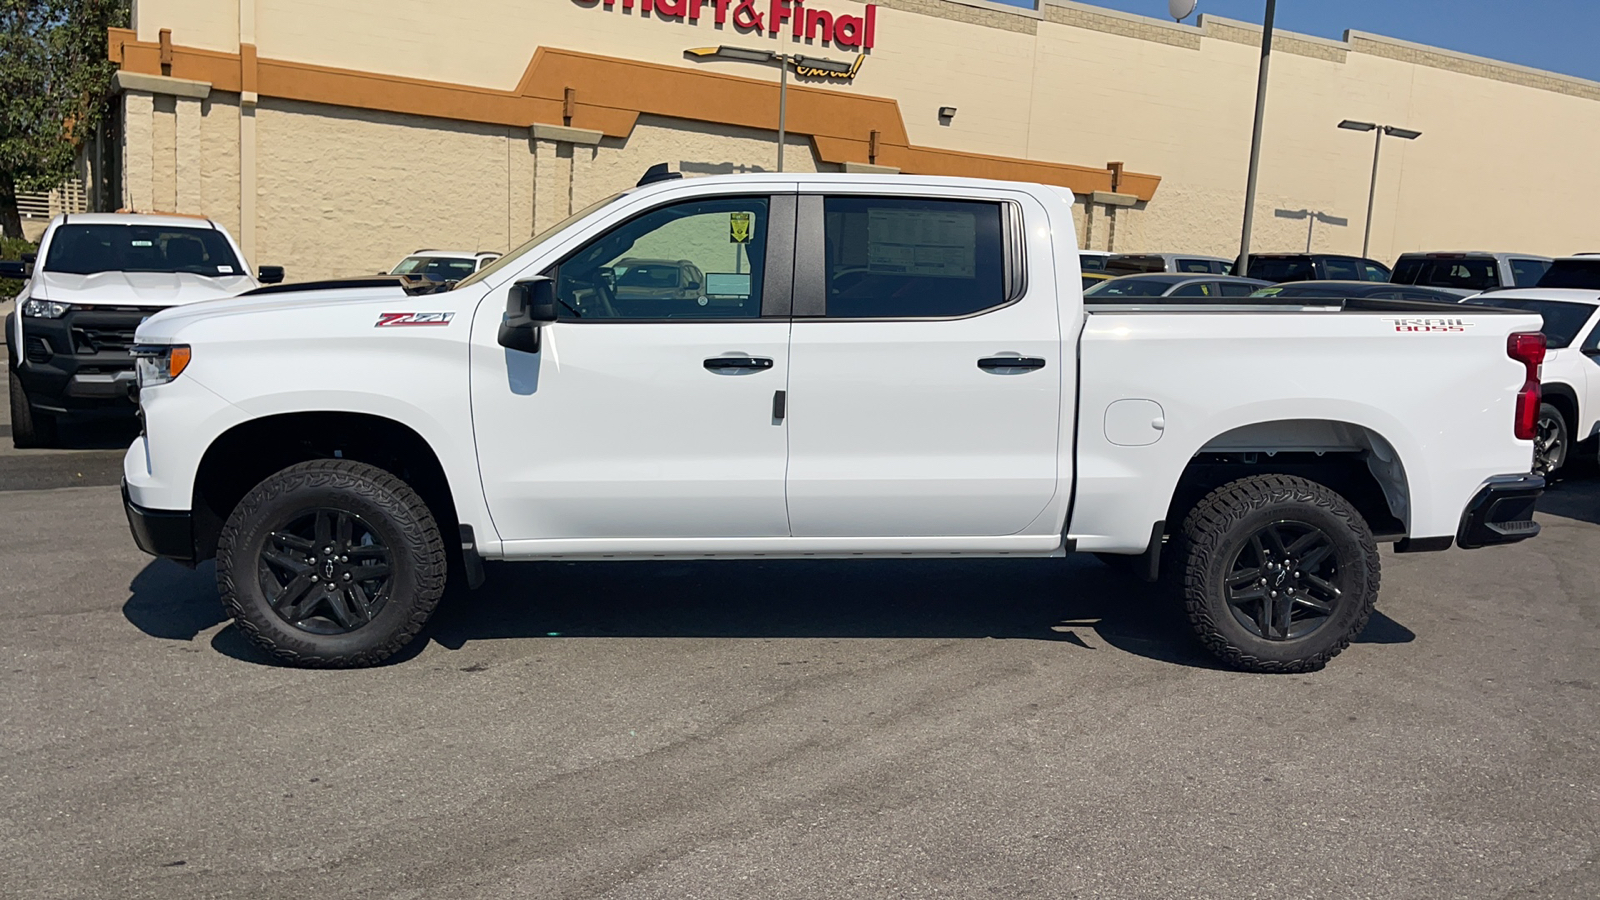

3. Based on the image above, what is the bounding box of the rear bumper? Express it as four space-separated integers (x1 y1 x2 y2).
122 479 195 564
1457 473 1543 550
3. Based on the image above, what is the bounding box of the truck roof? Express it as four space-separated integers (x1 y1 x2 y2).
49 212 219 230
628 171 1079 205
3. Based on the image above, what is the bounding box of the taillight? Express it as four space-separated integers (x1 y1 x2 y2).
1508 331 1546 441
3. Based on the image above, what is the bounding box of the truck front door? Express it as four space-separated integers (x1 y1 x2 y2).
471 193 796 543
784 190 1065 537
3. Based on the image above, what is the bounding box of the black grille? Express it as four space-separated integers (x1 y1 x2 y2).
25 336 52 363
64 306 160 356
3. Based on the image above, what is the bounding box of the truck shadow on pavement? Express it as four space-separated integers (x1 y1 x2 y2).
1535 458 1600 527
122 555 1415 672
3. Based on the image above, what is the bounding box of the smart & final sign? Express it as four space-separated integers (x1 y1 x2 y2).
578 0 880 50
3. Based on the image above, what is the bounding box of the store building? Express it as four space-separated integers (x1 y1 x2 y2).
111 0 1600 279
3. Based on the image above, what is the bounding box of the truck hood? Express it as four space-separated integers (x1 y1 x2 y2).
33 271 259 307
134 284 422 342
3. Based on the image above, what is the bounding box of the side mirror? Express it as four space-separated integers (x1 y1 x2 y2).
686 280 702 292
0 261 26 280
258 265 285 284
498 277 558 354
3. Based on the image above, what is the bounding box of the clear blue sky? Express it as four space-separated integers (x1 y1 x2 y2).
989 0 1600 82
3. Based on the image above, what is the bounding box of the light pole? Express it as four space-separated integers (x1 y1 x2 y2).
1338 120 1422 258
686 46 856 173
1237 0 1277 279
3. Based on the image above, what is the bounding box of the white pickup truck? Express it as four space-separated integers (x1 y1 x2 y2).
121 172 1547 673
5 213 283 447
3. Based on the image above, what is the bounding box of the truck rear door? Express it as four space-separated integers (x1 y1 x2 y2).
783 188 1064 537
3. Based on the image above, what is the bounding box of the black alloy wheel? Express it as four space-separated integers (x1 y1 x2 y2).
1533 404 1567 477
1224 521 1342 641
260 508 394 635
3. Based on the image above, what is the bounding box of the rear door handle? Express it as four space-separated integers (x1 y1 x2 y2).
978 356 1047 372
704 356 775 372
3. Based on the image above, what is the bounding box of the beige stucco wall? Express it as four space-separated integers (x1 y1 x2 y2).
125 0 1600 278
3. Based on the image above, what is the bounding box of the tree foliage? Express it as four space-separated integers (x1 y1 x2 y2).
0 0 130 238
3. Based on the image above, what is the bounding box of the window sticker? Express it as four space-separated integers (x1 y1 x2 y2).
131 240 154 247
218 265 234 274
729 212 752 244
865 209 976 279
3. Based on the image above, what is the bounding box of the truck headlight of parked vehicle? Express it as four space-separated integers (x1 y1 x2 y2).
21 299 71 318
132 344 192 388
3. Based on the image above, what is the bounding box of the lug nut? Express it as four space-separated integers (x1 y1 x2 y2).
343 573 351 581
310 575 319 582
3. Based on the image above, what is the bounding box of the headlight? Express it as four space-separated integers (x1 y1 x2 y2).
132 344 192 387
21 299 71 318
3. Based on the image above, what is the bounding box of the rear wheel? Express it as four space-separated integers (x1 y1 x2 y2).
1533 403 1568 477
1179 474 1379 673
8 351 57 449
216 459 447 667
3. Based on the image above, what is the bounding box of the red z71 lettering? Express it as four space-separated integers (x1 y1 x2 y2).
376 312 455 327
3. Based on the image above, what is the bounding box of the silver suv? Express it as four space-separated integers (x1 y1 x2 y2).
1391 252 1553 295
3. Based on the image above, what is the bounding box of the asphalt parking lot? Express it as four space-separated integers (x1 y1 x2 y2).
3 372 1599 899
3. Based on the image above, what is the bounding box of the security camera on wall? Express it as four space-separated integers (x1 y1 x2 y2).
1170 0 1198 22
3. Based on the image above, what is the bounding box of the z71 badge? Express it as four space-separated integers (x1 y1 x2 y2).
375 312 455 327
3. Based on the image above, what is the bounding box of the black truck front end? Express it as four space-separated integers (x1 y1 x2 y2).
8 304 162 415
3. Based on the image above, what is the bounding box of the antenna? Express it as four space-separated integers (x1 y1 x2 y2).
637 163 683 187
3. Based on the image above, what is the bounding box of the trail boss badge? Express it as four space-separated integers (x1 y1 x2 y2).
375 312 456 327
1384 317 1472 333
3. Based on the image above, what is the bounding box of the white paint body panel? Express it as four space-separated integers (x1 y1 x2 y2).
123 173 1543 564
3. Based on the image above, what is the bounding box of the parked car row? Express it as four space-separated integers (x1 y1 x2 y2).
1080 249 1600 294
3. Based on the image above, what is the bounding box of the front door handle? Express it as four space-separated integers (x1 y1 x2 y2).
704 356 775 372
978 356 1047 372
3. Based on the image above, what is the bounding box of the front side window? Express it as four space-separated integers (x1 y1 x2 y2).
1248 257 1314 282
44 224 242 277
1170 282 1217 297
823 197 1007 318
1218 282 1257 297
1176 259 1213 274
1322 257 1361 281
550 197 767 320
1362 261 1391 282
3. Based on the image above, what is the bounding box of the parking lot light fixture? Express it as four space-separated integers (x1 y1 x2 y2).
687 45 856 173
1340 119 1423 257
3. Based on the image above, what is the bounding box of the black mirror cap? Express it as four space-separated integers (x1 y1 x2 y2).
0 260 27 280
258 265 286 284
498 278 558 354
21 252 37 265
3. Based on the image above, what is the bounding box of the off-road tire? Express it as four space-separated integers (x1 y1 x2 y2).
1534 403 1568 477
8 349 57 449
216 459 447 668
1179 474 1379 673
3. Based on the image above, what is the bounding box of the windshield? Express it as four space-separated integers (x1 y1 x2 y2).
1537 259 1600 290
1467 297 1597 349
391 255 478 281
453 193 626 290
1392 256 1499 291
44 224 243 277
1084 277 1180 299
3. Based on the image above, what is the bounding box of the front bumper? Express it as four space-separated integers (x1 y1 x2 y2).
1457 473 1544 550
123 479 196 564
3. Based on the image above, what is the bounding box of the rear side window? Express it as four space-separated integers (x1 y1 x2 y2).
1218 282 1257 297
1176 259 1213 274
1538 259 1600 290
1510 258 1550 287
823 197 1007 318
1393 257 1500 291
1170 282 1217 297
1247 257 1314 282
1080 254 1107 272
1362 261 1391 282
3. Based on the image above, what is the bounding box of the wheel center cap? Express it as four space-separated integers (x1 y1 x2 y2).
323 559 336 582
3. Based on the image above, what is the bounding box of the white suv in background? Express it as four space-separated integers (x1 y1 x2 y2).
1466 288 1600 475
387 250 501 283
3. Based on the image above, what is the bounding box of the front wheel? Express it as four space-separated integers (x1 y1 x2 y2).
1533 403 1568 477
8 357 57 449
1178 474 1379 673
216 459 447 667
